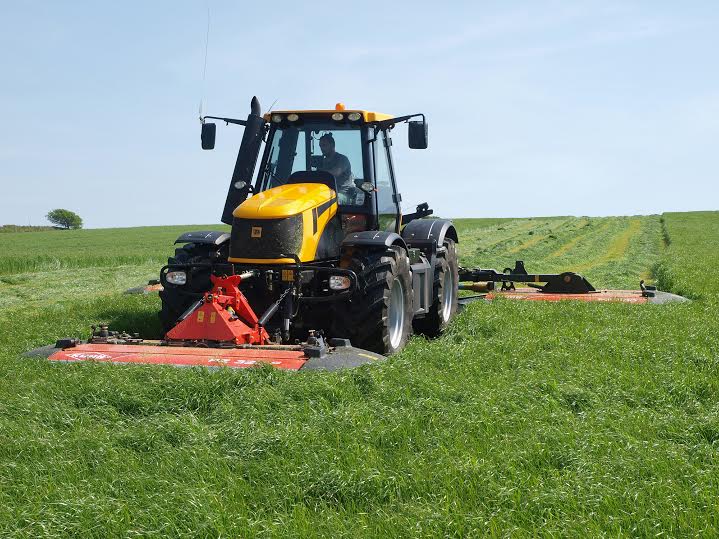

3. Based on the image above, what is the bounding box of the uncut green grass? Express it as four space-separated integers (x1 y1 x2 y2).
653 211 719 301
0 224 229 275
0 212 718 537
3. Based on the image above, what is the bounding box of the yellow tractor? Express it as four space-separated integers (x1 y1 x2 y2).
159 97 460 356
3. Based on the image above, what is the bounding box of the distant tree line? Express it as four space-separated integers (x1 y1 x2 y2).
0 225 54 233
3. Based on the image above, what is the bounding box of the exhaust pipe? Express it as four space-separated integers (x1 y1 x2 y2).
221 97 266 225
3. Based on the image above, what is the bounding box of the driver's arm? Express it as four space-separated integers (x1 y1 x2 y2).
333 155 353 187
311 156 345 178
316 157 350 182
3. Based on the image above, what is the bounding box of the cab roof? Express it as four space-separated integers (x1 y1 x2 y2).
263 109 393 123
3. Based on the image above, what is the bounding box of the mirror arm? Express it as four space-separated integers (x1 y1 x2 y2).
202 115 248 127
375 113 425 130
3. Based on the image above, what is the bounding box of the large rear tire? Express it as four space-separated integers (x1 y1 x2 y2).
413 238 459 337
331 246 414 355
158 243 216 334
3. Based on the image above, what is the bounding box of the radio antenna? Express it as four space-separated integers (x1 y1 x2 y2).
198 2 211 121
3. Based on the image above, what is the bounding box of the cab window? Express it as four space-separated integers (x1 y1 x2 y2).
374 130 399 230
257 122 367 209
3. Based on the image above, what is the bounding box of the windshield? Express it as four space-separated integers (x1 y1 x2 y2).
257 122 366 207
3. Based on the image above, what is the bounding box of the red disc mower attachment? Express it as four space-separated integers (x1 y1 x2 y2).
27 333 385 372
458 261 688 306
166 274 270 345
26 271 386 371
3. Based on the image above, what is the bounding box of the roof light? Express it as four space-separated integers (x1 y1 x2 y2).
271 114 283 123
335 103 346 111
287 113 299 122
332 112 344 121
348 112 361 121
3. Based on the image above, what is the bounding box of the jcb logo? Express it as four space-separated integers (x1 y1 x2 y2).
251 226 262 238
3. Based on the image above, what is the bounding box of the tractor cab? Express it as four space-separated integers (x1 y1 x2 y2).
202 100 428 235
258 106 402 233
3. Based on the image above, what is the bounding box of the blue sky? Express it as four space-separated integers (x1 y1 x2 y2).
1 1 717 228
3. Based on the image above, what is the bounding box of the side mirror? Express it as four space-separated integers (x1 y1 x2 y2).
408 120 428 149
201 122 216 150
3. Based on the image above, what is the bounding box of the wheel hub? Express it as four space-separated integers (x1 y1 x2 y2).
441 267 456 321
388 277 405 349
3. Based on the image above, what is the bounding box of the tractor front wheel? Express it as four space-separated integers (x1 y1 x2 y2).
332 245 414 355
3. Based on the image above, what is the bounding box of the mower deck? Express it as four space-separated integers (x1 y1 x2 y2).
458 287 687 308
27 271 389 372
458 261 688 306
27 339 385 371
48 343 308 370
489 287 687 304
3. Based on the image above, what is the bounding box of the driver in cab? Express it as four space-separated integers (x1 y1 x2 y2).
315 133 357 203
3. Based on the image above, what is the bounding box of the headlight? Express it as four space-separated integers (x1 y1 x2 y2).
287 113 299 122
347 112 361 121
329 275 351 290
360 181 375 193
331 112 344 121
271 114 283 123
166 271 187 285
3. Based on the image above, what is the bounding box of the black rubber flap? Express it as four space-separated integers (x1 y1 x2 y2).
301 347 386 371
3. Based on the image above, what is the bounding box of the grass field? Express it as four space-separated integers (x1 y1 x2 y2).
0 212 718 537
0 224 229 275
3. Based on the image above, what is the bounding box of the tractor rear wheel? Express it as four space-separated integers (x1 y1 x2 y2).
158 243 216 334
413 238 459 337
332 246 414 355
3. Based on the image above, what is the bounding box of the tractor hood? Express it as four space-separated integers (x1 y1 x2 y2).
228 181 340 264
233 183 336 219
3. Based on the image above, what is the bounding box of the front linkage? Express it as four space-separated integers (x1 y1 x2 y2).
160 258 359 344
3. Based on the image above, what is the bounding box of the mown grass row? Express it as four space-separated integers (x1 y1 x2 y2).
0 212 717 537
0 263 161 313
455 215 662 289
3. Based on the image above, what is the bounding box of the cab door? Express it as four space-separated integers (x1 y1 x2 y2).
373 129 402 232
